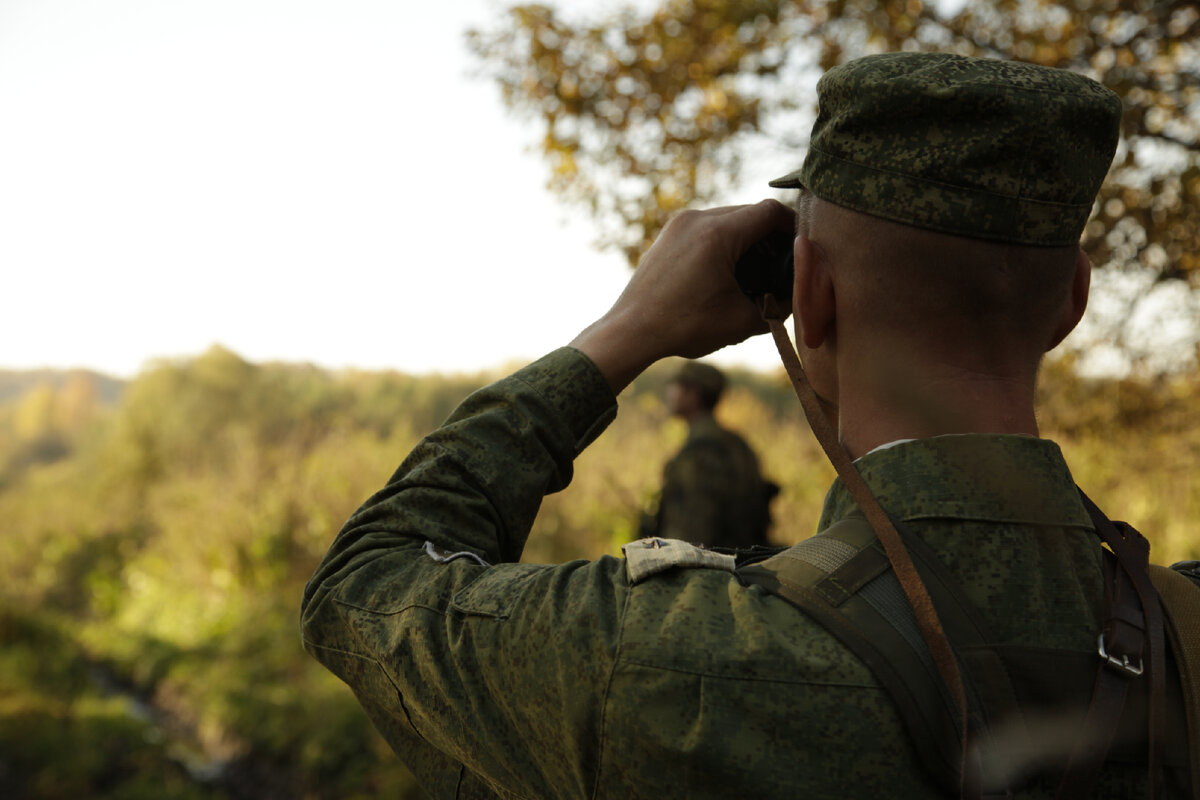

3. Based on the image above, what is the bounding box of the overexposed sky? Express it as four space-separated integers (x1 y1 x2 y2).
0 0 789 378
6 1 1183 381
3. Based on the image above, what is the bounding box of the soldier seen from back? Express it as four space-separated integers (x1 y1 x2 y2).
301 52 1193 798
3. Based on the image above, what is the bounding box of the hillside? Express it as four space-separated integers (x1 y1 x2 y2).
0 367 125 405
1 346 1196 798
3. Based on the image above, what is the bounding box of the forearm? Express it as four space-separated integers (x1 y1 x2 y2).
569 305 662 397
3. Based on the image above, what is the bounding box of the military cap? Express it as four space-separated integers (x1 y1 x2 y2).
670 361 726 402
769 52 1122 246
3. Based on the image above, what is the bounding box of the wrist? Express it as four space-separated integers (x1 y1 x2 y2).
569 310 663 395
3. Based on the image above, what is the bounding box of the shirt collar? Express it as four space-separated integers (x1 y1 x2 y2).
819 434 1092 532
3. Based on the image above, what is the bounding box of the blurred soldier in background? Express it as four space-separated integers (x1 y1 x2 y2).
640 360 777 549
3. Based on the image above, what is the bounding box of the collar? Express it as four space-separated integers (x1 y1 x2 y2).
819 434 1093 531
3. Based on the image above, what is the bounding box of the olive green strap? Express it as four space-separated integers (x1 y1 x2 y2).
738 512 1021 796
760 298 974 791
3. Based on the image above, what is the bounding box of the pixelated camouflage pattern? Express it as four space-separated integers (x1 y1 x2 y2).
650 415 774 549
769 52 1122 246
301 348 1184 799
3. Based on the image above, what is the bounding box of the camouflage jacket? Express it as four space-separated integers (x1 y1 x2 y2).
301 347 1182 799
651 414 774 549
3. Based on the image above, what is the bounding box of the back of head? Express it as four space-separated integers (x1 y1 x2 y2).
798 194 1082 365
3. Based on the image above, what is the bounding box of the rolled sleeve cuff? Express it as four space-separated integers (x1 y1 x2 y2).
513 347 618 454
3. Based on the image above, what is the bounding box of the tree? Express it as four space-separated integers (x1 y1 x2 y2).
468 0 1200 363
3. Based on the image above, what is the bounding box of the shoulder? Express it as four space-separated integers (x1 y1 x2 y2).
621 537 737 584
616 537 877 687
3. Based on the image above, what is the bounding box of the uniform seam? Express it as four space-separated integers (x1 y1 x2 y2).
511 368 608 457
319 600 432 752
300 638 374 661
617 656 880 688
590 581 633 800
333 597 449 616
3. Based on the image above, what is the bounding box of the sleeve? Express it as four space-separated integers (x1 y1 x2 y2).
300 347 628 799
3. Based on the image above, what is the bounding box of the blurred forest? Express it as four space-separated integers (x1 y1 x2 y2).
1 344 1198 798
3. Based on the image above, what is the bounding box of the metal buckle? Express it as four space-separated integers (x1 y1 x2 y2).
1097 634 1144 677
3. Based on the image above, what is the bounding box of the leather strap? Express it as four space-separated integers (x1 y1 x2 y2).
1069 492 1165 800
759 298 975 796
757 295 1167 799
1054 546 1139 798
739 511 1024 796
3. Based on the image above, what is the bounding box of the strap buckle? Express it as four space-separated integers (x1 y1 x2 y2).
1097 634 1144 677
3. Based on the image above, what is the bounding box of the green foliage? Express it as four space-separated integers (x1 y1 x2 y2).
0 348 1196 795
0 351 483 798
1037 355 1200 564
0 370 114 488
0 607 214 800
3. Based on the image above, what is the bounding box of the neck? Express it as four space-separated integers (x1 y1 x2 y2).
835 352 1040 459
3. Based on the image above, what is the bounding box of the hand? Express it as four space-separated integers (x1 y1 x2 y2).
570 199 795 394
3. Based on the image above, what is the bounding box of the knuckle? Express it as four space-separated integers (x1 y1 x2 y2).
667 208 701 231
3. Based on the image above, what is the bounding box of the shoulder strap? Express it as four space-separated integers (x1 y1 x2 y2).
1058 492 1162 800
737 514 1021 797
1150 563 1200 800
755 302 1169 797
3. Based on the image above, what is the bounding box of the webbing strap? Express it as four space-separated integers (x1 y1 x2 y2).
1150 565 1200 800
1053 550 1136 799
1062 491 1165 800
759 297 974 795
756 294 1166 799
738 512 1024 796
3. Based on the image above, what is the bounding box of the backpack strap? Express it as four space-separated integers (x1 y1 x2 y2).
1150 562 1200 800
737 512 1195 796
753 301 1174 796
737 513 1022 797
1057 492 1162 800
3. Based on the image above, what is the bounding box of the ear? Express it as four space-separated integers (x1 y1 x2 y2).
792 234 836 349
1047 248 1091 351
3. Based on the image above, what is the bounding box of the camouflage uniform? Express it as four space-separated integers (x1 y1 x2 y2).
300 348 1186 798
302 54 1189 797
652 413 773 549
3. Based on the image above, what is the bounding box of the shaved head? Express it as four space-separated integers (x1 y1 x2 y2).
795 190 1082 378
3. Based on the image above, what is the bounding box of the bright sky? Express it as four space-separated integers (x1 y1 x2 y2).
0 0 789 378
